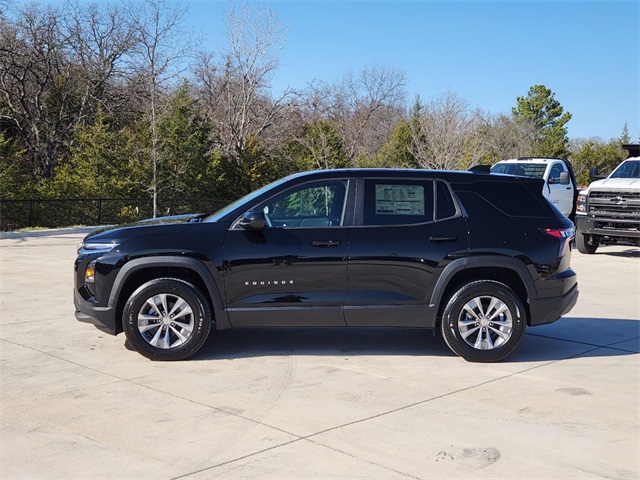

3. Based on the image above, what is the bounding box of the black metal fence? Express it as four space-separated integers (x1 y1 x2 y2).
0 197 230 231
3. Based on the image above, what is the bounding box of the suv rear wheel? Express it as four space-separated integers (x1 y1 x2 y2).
122 278 212 361
440 280 526 362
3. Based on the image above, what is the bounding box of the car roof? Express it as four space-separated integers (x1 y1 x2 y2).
496 158 563 164
286 168 545 186
288 167 482 180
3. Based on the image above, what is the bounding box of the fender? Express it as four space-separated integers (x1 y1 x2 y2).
107 256 230 329
429 255 538 307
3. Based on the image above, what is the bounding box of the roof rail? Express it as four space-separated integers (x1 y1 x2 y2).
517 156 568 161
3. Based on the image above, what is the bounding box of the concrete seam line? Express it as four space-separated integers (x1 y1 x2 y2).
525 332 640 353
169 438 303 480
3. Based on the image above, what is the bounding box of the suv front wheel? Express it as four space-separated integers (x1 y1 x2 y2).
440 280 526 362
123 278 212 361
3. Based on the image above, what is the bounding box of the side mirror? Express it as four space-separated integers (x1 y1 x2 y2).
589 166 606 182
238 211 266 230
559 171 570 185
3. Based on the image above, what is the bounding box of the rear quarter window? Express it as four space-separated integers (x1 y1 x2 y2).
455 180 552 217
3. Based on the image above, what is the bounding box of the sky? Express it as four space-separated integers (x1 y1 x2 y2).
12 0 639 141
184 0 638 141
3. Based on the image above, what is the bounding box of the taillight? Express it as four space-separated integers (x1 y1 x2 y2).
543 227 574 239
542 227 575 255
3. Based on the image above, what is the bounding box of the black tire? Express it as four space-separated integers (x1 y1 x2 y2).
440 280 526 363
575 230 599 254
122 278 212 361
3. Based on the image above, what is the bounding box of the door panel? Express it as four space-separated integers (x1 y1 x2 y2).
223 179 353 327
345 178 469 327
345 217 468 326
546 162 574 216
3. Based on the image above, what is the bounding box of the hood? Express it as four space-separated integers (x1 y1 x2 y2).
82 213 206 244
589 178 640 190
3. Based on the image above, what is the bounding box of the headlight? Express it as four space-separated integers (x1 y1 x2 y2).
576 192 587 213
77 242 119 255
85 261 96 284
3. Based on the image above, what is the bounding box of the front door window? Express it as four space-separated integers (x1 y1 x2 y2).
263 181 348 228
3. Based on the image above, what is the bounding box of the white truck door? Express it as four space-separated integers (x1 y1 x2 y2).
545 162 574 216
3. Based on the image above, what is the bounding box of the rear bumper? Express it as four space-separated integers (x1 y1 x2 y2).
74 289 118 335
529 282 579 326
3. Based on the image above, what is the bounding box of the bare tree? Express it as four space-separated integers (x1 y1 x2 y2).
0 4 69 178
196 2 291 159
475 112 536 161
63 1 135 121
0 0 8 19
325 66 406 165
410 92 479 170
0 1 142 181
126 0 192 217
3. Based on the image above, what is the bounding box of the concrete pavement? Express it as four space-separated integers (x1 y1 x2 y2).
1 229 638 479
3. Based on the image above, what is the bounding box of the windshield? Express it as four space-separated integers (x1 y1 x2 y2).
204 175 293 222
491 163 547 179
610 160 640 179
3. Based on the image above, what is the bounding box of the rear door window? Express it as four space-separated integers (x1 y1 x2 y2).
363 179 434 225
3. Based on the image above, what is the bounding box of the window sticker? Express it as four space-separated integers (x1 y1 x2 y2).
375 185 425 215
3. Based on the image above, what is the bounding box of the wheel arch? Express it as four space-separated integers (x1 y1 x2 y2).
108 257 228 334
430 256 536 326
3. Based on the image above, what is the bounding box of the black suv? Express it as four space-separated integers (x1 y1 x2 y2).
74 169 578 362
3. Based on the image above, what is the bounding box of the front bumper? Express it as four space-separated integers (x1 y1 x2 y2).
575 215 640 238
74 288 118 335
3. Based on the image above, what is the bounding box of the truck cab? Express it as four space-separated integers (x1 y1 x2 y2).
491 157 577 218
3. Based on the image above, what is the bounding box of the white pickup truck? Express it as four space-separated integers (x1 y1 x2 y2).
491 157 578 219
574 146 640 254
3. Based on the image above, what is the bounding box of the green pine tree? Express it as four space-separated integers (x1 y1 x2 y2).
619 123 631 144
570 139 627 186
512 85 572 158
0 133 34 199
157 84 213 200
368 120 418 168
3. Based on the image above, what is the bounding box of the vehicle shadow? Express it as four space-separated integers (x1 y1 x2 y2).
593 248 640 258
575 244 640 258
191 317 639 362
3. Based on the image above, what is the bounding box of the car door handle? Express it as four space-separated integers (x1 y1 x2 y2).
429 235 458 243
311 240 341 247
